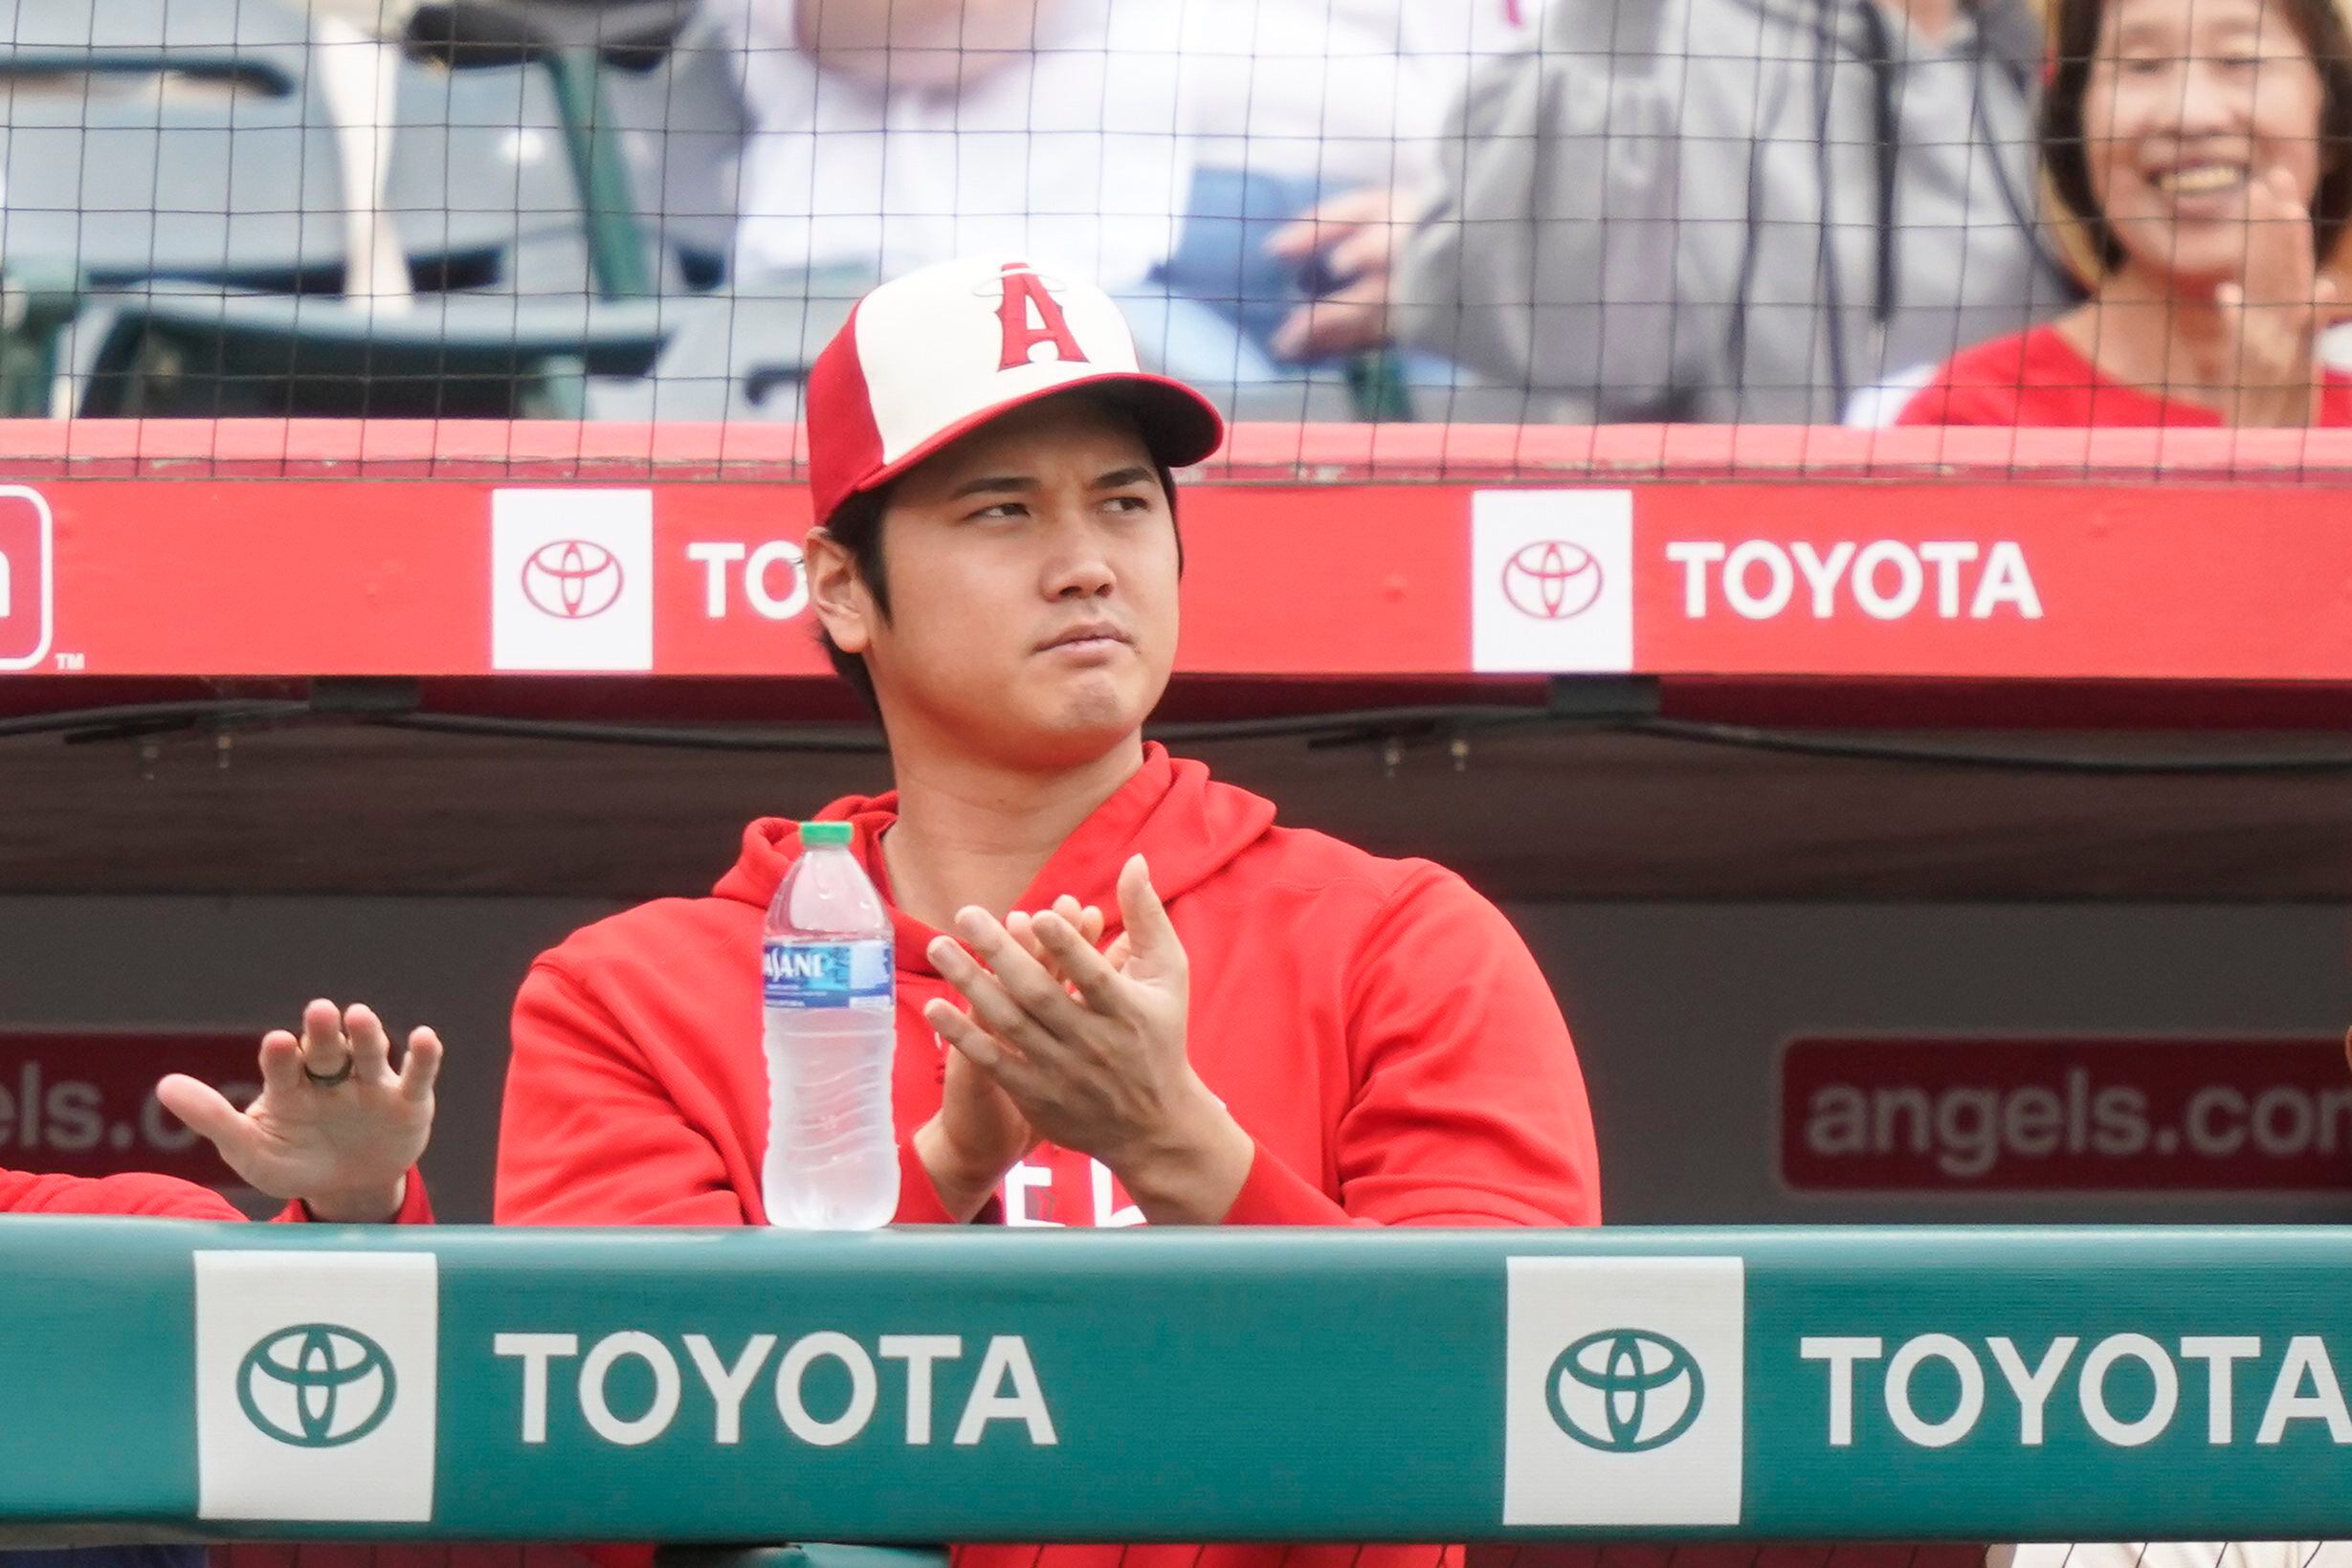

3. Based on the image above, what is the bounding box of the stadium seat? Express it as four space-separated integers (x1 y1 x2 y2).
580 285 843 421
402 0 706 300
597 11 746 290
0 0 347 290
67 283 668 417
0 261 80 416
386 52 602 299
0 0 709 413
430 0 699 64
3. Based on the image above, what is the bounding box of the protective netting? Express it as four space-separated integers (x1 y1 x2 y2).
7 0 2352 473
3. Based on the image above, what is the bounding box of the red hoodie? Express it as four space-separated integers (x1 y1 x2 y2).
497 743 1600 1568
0 1166 433 1223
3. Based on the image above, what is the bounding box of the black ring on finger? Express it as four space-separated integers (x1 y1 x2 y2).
301 1057 356 1089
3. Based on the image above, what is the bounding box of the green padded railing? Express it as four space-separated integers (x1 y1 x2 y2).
2 1225 2348 1543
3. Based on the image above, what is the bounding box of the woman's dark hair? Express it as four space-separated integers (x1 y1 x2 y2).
2039 0 2352 280
811 460 1183 715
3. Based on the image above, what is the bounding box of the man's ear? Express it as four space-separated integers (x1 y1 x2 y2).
804 526 874 655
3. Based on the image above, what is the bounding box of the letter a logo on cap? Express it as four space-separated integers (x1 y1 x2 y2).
996 263 1089 371
802 254 1224 529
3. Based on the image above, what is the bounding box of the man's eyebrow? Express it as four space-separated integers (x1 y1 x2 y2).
945 465 1157 499
946 474 1038 500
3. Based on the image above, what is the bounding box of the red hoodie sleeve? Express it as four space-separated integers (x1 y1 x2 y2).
0 1166 245 1219
0 1165 432 1223
1221 868 1603 1229
277 1172 434 1226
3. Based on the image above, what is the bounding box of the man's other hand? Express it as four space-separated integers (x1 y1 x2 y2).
155 999 441 1223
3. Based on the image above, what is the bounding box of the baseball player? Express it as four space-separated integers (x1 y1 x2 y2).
489 254 1602 1568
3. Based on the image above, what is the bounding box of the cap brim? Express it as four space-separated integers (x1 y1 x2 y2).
830 370 1226 520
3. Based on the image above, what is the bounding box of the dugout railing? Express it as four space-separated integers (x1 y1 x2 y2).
3 1225 2348 1546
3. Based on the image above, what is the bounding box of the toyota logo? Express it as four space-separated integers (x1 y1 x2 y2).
1501 541 1604 620
521 539 625 620
235 1323 398 1448
1545 1328 1703 1453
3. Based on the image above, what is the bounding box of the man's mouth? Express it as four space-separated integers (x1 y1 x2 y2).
1040 623 1130 653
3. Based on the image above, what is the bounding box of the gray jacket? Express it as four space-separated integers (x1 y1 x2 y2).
1397 0 2075 424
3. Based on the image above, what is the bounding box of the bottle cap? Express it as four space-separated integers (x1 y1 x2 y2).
799 821 854 849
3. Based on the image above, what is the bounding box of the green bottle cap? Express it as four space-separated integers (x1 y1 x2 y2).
799 821 854 848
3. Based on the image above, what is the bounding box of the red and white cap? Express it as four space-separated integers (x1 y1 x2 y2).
804 255 1227 526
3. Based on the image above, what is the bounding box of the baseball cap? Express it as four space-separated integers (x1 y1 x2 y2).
804 256 1227 527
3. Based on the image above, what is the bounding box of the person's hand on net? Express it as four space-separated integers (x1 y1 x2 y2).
2213 166 2341 426
922 855 1254 1225
154 999 442 1223
915 896 1101 1221
1267 185 1409 363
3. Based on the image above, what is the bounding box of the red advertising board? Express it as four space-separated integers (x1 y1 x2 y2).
0 462 2348 682
0 485 54 671
0 1032 256 1188
1781 1037 2352 1194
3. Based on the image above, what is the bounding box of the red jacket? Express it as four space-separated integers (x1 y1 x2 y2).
499 743 1599 1232
0 1166 433 1223
1897 324 2352 427
497 744 1600 1568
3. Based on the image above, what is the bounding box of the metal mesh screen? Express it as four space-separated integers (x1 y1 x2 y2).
6 0 2352 468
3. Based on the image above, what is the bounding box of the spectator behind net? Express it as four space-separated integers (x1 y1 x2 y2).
1170 0 1546 370
1397 0 2076 423
708 0 1187 307
707 0 1538 395
1897 0 2352 427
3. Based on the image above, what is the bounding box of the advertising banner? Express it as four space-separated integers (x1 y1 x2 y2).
2 1226 2350 1542
0 1032 254 1187
1782 1038 2352 1195
7 482 2352 680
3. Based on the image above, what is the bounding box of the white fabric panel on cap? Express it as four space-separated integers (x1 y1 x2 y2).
854 259 1146 467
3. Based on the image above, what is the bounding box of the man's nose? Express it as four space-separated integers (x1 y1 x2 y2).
1041 510 1117 599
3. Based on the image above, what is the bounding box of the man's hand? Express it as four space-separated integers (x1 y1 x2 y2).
914 896 1099 1222
921 856 1254 1225
154 999 441 1223
1267 185 1409 363
2212 166 2339 427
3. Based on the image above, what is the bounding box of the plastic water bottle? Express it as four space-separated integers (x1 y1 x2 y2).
762 821 898 1229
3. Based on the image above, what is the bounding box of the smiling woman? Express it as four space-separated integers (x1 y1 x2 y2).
1899 0 2352 427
